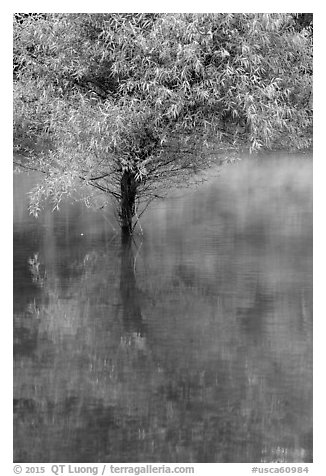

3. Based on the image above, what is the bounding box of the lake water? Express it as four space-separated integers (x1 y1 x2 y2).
13 155 313 463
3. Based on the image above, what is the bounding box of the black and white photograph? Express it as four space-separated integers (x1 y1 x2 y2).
12 8 313 469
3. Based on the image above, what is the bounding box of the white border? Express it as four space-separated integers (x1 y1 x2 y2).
4 3 322 474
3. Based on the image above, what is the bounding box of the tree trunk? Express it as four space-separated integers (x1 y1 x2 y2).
120 170 137 236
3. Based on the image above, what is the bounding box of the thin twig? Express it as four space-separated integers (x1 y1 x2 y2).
133 239 143 276
98 208 118 233
132 209 144 235
13 161 47 174
137 198 154 222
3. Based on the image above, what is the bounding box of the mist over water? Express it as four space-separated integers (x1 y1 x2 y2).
13 156 312 463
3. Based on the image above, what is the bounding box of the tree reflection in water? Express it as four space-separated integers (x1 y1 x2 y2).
120 234 147 341
13 158 313 463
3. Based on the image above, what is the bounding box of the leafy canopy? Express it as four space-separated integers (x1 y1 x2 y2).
14 13 312 216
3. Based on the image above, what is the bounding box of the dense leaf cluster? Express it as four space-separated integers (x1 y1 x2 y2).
13 13 312 222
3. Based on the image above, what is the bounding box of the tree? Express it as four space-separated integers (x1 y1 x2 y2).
292 13 313 32
13 13 312 235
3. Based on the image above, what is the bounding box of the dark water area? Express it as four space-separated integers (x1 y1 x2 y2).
13 156 313 463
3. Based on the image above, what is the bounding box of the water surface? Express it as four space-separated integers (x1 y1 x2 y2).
13 156 313 463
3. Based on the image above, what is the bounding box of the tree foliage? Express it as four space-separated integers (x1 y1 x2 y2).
13 13 312 231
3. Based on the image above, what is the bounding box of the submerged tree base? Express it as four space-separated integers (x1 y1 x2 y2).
14 13 312 230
